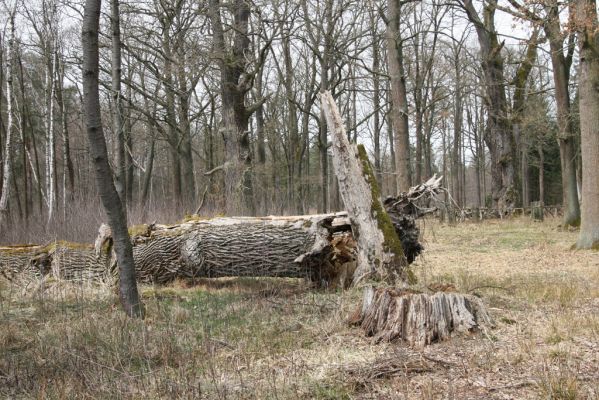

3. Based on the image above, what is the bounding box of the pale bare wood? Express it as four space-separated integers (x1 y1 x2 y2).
352 286 494 347
321 90 407 284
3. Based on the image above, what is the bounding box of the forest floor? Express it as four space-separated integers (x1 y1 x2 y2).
1 217 598 399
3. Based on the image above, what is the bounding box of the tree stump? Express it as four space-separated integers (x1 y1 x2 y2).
472 207 481 222
350 286 493 347
531 201 544 221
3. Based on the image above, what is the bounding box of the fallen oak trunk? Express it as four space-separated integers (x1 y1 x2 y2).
0 242 112 283
1 200 427 287
133 214 349 285
93 213 358 286
1 96 446 288
350 286 494 347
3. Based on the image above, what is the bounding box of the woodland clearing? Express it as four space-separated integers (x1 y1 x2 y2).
1 216 598 399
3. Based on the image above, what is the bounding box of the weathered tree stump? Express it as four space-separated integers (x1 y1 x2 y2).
350 286 493 347
531 201 544 221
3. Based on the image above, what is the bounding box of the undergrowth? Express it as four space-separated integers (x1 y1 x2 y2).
1 217 598 399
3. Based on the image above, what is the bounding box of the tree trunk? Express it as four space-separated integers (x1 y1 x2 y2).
209 0 256 215
452 73 463 207
162 28 182 205
521 139 529 207
372 30 383 187
575 0 599 249
542 0 581 227
0 10 16 227
321 91 409 284
4 194 430 288
140 135 155 209
176 50 196 210
350 286 493 347
387 0 412 192
144 215 349 285
463 0 516 211
82 0 142 318
125 80 134 206
56 57 75 205
538 141 545 204
45 41 57 223
386 86 397 195
111 0 127 220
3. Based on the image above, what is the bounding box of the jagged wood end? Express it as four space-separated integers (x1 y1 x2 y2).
350 286 494 347
321 90 409 285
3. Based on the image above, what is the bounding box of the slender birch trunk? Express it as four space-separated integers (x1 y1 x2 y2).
0 9 16 227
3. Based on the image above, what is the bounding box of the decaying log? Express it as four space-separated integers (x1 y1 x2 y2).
350 286 493 347
0 242 113 283
384 174 444 219
382 174 444 262
0 214 355 287
1 175 443 287
127 214 351 285
322 91 408 284
1 207 421 287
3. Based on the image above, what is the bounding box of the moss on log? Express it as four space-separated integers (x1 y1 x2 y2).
321 90 409 284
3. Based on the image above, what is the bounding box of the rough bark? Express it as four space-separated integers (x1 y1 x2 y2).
130 215 348 285
209 0 257 215
387 0 412 192
82 0 142 318
2 170 444 287
2 171 443 287
321 91 409 284
463 0 516 211
575 0 599 249
350 286 493 347
111 0 127 218
2 200 427 289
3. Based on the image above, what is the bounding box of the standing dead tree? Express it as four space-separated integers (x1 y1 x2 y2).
321 90 410 284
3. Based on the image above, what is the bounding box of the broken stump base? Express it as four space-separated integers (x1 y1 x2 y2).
350 287 493 347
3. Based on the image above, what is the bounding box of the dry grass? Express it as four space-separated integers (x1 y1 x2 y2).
1 216 598 399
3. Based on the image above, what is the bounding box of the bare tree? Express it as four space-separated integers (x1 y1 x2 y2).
82 0 142 317
386 0 412 193
503 0 581 226
0 2 17 227
209 0 269 215
575 0 599 249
